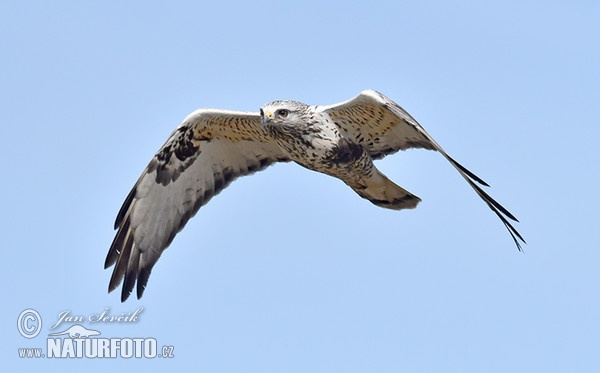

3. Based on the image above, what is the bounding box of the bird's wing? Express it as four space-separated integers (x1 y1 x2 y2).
105 109 289 301
321 89 525 250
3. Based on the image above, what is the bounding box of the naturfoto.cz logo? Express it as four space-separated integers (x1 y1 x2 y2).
17 308 175 359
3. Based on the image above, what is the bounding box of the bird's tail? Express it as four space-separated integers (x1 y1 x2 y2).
352 171 421 210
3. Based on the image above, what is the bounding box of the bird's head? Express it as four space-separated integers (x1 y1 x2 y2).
260 100 309 130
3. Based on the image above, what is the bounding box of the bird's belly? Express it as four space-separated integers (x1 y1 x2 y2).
277 136 370 183
281 142 333 171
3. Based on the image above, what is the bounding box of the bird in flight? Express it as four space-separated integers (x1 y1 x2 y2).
105 89 525 301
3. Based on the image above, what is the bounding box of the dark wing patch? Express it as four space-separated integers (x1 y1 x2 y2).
321 90 525 250
149 125 201 186
105 110 289 301
329 138 365 165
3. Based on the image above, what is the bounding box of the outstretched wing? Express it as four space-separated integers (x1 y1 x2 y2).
321 89 525 250
105 109 289 301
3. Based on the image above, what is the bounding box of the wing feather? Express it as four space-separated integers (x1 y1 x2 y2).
322 90 525 250
321 90 438 159
105 109 289 301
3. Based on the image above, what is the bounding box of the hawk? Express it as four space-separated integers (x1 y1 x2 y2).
105 89 525 301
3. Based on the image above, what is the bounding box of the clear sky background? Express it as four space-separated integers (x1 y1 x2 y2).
2 1 599 372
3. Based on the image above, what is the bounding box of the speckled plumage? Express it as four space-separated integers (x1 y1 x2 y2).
105 89 525 302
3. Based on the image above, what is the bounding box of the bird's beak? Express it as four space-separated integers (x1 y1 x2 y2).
260 110 273 125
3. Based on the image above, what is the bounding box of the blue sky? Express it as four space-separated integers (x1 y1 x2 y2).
2 1 599 371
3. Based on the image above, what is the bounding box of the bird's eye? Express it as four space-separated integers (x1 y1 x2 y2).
277 109 289 118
